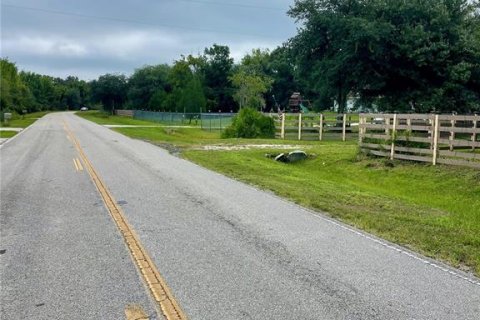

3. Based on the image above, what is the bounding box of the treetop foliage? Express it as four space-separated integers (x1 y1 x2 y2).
288 0 480 113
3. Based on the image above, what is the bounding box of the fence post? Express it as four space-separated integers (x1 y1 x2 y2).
450 115 455 151
432 115 440 165
342 114 347 142
358 115 364 144
428 117 434 150
319 114 324 141
472 114 478 151
298 113 302 140
390 114 397 160
281 113 285 139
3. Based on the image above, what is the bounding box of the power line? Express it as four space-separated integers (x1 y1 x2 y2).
1 3 288 39
173 0 284 11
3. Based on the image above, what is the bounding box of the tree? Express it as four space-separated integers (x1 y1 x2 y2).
90 74 128 113
161 58 207 114
288 0 480 113
128 64 170 109
20 72 52 111
0 59 33 114
230 69 272 110
267 46 301 111
200 44 235 112
230 49 274 110
182 75 206 113
148 89 168 111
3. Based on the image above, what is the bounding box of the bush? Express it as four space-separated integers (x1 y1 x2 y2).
222 108 275 139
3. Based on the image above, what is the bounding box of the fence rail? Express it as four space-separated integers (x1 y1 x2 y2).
270 113 357 141
359 113 480 168
115 109 134 117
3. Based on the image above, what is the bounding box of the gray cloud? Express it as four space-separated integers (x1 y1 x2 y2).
1 0 297 80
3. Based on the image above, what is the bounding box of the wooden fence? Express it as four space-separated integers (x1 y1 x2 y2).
115 109 134 117
270 113 357 141
359 113 480 168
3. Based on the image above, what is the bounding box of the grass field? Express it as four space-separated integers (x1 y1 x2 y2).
0 111 50 128
79 110 480 276
77 110 164 126
0 131 18 138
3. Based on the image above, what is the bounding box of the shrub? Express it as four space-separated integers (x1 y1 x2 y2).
222 108 275 139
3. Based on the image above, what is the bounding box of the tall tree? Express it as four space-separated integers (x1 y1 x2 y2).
201 44 235 112
230 70 272 110
288 0 480 113
0 59 33 114
162 58 207 113
128 64 170 109
267 46 301 111
90 74 128 113
230 49 274 110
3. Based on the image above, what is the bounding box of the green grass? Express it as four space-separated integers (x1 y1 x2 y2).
0 131 18 138
0 111 50 128
80 109 480 276
114 127 222 146
76 110 164 126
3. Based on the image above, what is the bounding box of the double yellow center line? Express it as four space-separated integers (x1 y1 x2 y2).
63 120 187 320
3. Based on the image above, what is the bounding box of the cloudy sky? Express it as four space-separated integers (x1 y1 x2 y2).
1 0 298 80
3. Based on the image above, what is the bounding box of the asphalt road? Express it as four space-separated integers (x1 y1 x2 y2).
1 112 479 319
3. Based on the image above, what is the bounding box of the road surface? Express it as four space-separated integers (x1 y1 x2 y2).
1 112 479 319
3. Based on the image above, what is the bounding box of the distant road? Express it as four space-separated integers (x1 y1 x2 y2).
1 112 479 319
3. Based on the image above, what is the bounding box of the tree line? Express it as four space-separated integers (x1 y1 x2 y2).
1 59 91 114
1 0 479 115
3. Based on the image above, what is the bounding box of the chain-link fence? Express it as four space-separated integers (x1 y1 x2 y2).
200 113 236 131
132 110 236 130
134 110 201 126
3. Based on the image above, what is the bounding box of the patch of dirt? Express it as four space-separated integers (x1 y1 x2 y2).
194 144 313 151
152 142 183 157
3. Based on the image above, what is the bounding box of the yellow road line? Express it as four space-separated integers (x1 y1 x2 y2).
63 120 187 320
75 158 84 171
125 304 149 320
73 158 79 171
